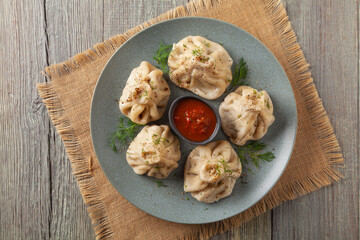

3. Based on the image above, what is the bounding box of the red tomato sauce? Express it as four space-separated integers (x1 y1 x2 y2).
173 98 217 142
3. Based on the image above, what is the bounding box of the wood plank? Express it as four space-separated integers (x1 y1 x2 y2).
44 0 104 239
103 0 188 39
211 212 271 240
273 0 359 239
0 0 51 239
3 0 357 239
44 0 198 239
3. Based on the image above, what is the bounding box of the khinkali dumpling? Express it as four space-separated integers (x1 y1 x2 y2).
126 125 181 179
184 140 242 203
168 36 233 100
219 86 275 146
119 61 171 125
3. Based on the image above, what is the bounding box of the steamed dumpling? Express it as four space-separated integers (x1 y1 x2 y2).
219 86 275 146
184 140 242 203
168 36 233 100
126 125 181 179
119 61 170 125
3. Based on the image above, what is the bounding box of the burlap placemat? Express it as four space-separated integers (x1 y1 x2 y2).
37 0 344 239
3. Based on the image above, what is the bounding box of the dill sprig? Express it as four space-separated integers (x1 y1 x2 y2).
109 117 142 152
229 57 249 90
153 42 172 74
237 140 275 171
154 180 167 188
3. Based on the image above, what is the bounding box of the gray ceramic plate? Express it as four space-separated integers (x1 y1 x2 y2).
90 17 297 224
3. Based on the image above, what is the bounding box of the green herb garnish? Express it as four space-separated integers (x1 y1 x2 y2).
191 45 210 62
203 41 210 47
229 58 249 90
192 45 203 56
265 99 271 109
153 42 172 74
139 90 148 99
237 140 273 183
109 117 142 152
154 137 169 145
237 141 275 170
152 134 170 145
215 164 221 175
218 159 233 175
247 167 254 175
155 180 167 188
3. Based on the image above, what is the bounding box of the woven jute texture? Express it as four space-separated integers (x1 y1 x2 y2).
37 0 344 239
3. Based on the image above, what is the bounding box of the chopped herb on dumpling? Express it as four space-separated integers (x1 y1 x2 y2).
184 140 242 203
119 61 170 125
126 125 181 179
219 86 275 146
168 36 233 100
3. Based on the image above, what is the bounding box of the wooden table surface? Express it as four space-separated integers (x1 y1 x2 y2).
1 0 358 239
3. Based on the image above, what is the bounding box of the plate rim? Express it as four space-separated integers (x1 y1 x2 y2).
90 16 298 224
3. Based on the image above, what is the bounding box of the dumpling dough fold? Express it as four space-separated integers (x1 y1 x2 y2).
184 140 242 203
168 36 233 100
219 86 275 146
126 125 181 179
119 61 170 125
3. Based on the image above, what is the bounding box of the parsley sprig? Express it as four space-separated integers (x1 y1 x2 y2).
229 58 249 90
153 42 172 74
110 117 142 152
237 141 275 170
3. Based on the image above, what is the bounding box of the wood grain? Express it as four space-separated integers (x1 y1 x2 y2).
0 0 358 239
104 0 189 39
0 0 50 239
211 212 271 240
45 0 104 239
273 0 359 239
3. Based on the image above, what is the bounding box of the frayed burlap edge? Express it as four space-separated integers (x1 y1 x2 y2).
36 0 344 239
36 84 113 239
